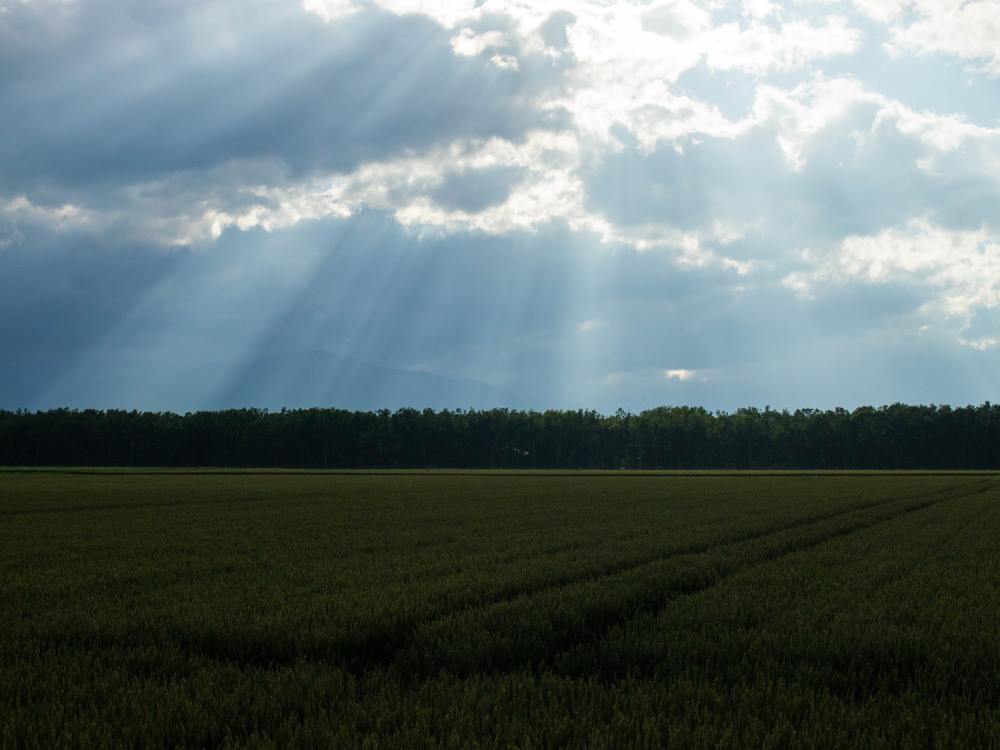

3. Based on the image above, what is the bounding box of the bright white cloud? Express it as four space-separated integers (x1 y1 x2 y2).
3 195 101 233
750 73 1000 174
553 2 862 149
300 0 359 22
72 132 585 245
665 368 705 381
751 76 878 170
705 16 861 75
450 28 509 57
0 0 72 10
882 0 1000 75
304 0 477 26
784 218 1000 347
852 0 907 23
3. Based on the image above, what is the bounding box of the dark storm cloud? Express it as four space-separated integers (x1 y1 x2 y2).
0 0 552 195
0 227 186 397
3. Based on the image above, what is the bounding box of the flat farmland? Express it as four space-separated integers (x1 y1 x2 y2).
2 471 999 748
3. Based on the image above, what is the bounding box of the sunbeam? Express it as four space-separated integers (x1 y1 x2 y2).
3 0 1000 413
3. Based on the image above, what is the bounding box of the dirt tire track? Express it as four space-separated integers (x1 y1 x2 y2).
393 479 992 678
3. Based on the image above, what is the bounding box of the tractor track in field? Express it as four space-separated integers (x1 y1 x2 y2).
516 483 989 680
28 478 995 679
389 478 992 678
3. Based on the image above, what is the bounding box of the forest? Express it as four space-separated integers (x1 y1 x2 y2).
2 402 999 470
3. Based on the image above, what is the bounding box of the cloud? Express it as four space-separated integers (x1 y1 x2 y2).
664 369 705 381
784 218 1000 348
878 0 1000 76
450 28 509 57
4 0 1000 413
430 165 527 213
0 225 187 396
11 0 986 258
1 1 549 189
704 15 861 75
300 0 360 22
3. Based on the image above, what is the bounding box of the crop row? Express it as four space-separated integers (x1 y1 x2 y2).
1 474 961 668
1 472 999 748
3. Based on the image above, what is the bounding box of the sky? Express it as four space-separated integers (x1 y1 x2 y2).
2 0 1000 414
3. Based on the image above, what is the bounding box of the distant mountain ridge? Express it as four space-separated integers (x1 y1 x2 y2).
1 350 514 413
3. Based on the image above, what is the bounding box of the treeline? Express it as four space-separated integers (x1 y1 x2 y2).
3 402 1000 470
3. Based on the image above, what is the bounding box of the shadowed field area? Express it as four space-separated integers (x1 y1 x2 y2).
2 472 998 748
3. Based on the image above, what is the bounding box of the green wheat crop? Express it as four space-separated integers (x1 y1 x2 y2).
1 471 998 748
